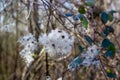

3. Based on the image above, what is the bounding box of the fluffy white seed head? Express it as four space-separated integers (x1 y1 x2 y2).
39 29 75 58
81 45 100 67
20 49 34 66
18 33 38 66
0 25 14 33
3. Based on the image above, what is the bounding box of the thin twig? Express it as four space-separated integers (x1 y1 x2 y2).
99 56 109 80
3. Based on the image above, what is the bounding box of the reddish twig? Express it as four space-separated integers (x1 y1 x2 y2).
99 56 109 80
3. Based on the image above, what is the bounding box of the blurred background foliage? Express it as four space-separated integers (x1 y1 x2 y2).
0 0 120 80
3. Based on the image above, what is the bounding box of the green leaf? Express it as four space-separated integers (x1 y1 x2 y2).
80 16 88 29
108 43 115 51
108 13 113 21
106 43 116 58
100 12 109 24
102 26 114 37
103 28 109 36
106 69 116 78
73 14 84 21
65 13 73 17
73 14 88 28
68 56 83 71
109 10 117 16
78 6 86 14
101 38 111 48
105 50 114 58
101 10 117 23
108 10 117 21
108 26 114 33
85 0 95 6
78 45 84 53
108 44 116 55
84 35 93 45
